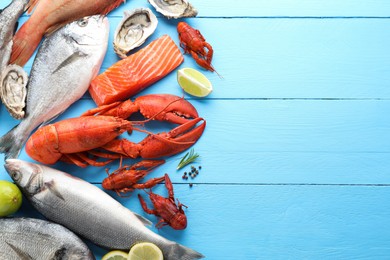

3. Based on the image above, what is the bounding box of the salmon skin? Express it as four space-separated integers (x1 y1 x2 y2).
89 35 184 106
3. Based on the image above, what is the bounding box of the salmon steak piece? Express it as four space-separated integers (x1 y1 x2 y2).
89 35 184 106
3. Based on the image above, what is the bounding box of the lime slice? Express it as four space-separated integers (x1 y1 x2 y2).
128 242 163 260
177 68 213 97
0 180 22 217
102 250 128 260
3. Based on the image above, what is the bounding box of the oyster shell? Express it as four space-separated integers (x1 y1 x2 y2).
148 0 198 19
0 64 28 119
114 8 158 59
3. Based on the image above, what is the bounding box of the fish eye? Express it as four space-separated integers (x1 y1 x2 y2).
11 171 20 181
77 19 88 27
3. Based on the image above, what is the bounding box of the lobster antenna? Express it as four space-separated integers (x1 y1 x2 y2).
132 127 198 146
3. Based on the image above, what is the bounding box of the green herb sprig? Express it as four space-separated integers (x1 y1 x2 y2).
177 149 200 170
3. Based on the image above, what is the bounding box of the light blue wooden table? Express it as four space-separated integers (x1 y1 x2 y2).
1 1 390 259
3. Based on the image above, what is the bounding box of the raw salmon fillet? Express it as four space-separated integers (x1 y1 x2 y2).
89 35 184 106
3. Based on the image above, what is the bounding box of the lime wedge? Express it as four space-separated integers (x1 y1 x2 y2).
177 68 213 97
102 250 128 260
0 180 22 217
128 242 163 260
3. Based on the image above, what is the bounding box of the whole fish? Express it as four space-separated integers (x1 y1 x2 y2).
5 159 204 260
0 15 109 159
0 0 29 73
10 0 124 66
0 217 94 259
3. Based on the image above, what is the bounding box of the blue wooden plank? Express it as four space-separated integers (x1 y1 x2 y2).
12 184 390 259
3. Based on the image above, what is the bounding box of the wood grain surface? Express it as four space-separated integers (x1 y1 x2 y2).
0 0 389 259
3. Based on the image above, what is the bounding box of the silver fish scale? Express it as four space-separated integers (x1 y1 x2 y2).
5 159 204 259
0 217 94 259
0 0 29 73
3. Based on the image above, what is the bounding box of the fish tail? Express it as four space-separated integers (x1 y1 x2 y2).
165 242 204 259
0 123 29 159
10 22 43 66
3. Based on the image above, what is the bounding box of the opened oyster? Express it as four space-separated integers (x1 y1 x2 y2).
148 0 198 19
0 64 28 119
114 8 158 59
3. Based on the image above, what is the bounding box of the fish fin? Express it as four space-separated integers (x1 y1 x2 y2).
5 241 34 260
134 212 152 226
45 180 65 201
169 243 205 259
25 0 40 13
102 0 125 15
52 51 88 74
0 124 26 159
10 24 43 66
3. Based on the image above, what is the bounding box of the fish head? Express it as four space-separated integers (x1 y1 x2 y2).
52 246 96 260
64 15 109 47
5 159 44 196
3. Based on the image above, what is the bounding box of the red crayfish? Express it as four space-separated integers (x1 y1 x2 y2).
102 159 165 195
177 21 216 73
25 94 206 167
138 173 187 230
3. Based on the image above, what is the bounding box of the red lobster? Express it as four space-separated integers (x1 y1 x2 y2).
25 94 206 167
138 173 187 230
103 159 165 195
177 21 216 73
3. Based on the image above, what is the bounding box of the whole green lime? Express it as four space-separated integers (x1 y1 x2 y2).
0 180 22 217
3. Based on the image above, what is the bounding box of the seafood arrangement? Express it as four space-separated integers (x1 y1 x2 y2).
0 15 109 159
5 159 204 259
0 0 218 258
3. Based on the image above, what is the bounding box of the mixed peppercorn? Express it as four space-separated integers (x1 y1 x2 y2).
181 165 202 187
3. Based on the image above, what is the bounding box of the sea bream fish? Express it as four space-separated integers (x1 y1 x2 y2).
0 0 29 73
0 217 94 259
5 159 204 260
0 15 109 159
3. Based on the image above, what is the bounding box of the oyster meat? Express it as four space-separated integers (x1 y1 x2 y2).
0 64 28 120
114 8 158 58
148 0 198 19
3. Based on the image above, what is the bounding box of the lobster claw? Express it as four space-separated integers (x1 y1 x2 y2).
135 94 199 125
82 94 199 125
101 117 206 159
